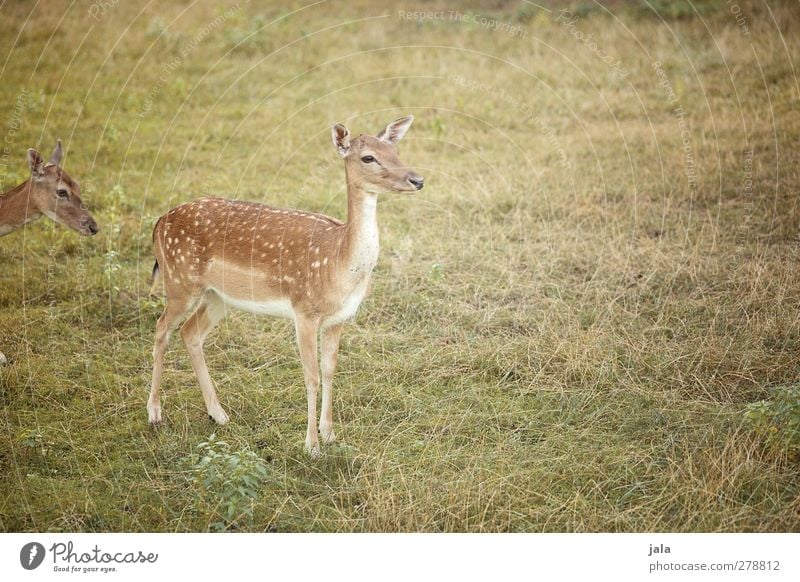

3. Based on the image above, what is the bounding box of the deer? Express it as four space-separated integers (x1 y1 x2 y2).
0 140 99 365
147 116 424 455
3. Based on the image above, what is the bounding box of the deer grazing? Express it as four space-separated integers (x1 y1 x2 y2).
147 116 423 454
0 140 99 365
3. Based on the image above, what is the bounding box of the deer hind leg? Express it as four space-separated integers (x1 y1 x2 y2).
148 293 195 425
320 323 343 444
295 314 322 456
180 291 229 424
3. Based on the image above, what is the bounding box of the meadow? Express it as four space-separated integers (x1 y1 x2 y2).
1 0 799 532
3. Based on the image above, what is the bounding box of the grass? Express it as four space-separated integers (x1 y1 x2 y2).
1 0 799 532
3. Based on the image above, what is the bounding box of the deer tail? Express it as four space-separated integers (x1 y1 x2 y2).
148 260 162 297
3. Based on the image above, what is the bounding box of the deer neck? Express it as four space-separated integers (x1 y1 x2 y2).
341 171 379 281
0 180 41 236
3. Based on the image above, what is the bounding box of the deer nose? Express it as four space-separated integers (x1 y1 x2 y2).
85 219 99 235
408 174 424 190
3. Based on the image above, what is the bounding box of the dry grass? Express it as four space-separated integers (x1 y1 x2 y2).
1 0 799 531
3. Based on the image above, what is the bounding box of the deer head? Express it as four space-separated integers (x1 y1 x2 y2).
26 140 98 236
332 116 424 194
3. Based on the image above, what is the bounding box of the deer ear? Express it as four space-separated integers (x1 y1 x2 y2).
377 115 414 145
27 148 45 176
47 139 63 167
331 123 350 158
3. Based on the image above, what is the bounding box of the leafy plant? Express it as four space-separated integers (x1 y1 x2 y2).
16 429 55 463
187 434 268 531
17 429 44 450
745 385 800 461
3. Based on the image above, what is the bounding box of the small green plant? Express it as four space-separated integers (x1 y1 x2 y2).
102 184 125 289
428 263 445 282
17 429 43 450
745 385 800 461
145 16 169 40
188 434 268 531
431 116 446 139
16 429 55 458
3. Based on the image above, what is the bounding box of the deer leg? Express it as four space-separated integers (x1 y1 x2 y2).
295 314 321 456
148 295 194 425
320 323 343 444
180 292 228 424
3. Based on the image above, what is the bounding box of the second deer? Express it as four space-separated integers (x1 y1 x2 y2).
0 140 99 365
147 116 424 454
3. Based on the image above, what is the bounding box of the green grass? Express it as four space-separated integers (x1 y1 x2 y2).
1 0 799 531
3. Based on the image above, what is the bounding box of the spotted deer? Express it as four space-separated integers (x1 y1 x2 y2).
147 116 423 454
0 140 99 365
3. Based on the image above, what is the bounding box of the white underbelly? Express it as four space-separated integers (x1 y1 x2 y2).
213 289 295 319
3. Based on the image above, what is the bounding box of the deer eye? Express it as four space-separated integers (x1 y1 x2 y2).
57 189 69 199
361 155 375 164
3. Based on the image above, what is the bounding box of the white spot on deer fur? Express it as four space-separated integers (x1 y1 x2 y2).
322 257 328 266
283 275 295 283
313 247 320 254
312 261 320 269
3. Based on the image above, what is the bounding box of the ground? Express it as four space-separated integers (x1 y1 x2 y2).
1 0 799 531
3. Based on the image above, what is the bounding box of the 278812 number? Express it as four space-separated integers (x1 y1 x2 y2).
736 561 780 571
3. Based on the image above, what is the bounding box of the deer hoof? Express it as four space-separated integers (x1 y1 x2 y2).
305 440 321 458
147 404 162 426
208 408 229 425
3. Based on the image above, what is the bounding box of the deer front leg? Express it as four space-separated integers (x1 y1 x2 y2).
320 323 343 444
295 314 321 456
